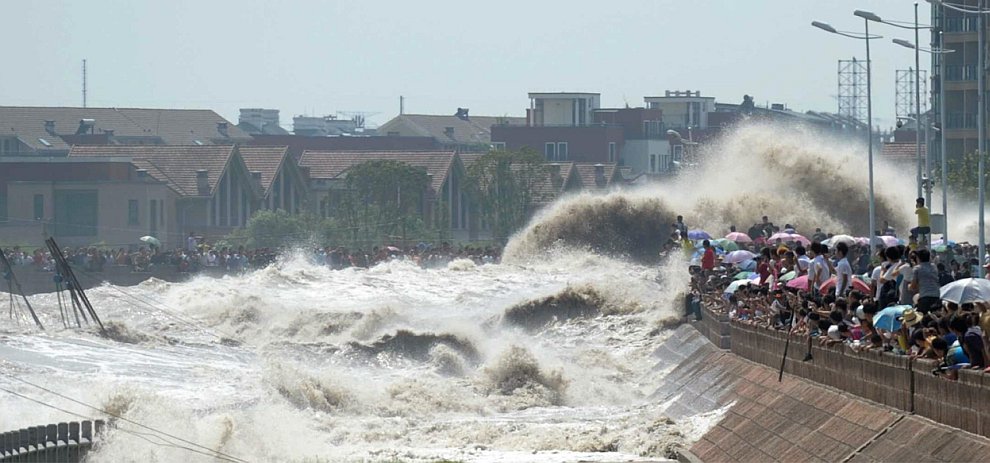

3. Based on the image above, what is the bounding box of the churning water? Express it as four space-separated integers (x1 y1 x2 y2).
0 122 977 462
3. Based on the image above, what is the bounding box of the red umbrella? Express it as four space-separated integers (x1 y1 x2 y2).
818 276 870 295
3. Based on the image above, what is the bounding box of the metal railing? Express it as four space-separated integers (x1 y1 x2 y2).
0 420 105 462
945 64 978 81
945 16 979 33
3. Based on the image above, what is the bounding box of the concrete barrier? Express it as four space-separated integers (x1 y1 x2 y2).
694 304 731 350
0 420 104 462
728 319 990 440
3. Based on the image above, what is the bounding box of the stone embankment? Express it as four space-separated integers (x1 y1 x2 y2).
651 306 990 462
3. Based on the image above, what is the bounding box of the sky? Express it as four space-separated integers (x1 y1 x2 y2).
1 0 938 131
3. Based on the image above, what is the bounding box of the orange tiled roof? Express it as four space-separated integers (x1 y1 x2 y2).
239 146 290 196
68 145 236 196
298 150 456 192
573 162 620 191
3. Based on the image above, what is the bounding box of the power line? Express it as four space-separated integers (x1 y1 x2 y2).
0 372 250 463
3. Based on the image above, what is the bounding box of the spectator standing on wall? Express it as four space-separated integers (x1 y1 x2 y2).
834 242 852 297
911 249 941 314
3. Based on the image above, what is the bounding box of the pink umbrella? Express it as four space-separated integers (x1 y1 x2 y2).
725 232 753 243
818 276 871 295
877 235 901 248
786 275 812 291
767 232 811 246
723 250 757 264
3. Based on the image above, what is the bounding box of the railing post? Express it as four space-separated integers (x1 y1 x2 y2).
67 422 79 462
18 428 29 461
56 423 68 463
44 424 58 461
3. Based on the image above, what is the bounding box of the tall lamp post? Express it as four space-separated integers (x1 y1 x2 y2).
813 16 883 247
893 37 955 241
857 6 930 204
931 0 988 275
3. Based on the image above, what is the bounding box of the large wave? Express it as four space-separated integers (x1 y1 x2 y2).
505 122 924 262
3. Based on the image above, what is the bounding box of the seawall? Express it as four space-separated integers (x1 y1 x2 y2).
654 306 990 462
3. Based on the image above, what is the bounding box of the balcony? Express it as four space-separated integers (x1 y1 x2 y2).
945 17 979 33
945 64 978 81
946 112 977 129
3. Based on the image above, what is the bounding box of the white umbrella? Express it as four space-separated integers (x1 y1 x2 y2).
139 236 161 247
940 278 990 304
723 250 757 264
724 279 753 295
823 234 856 248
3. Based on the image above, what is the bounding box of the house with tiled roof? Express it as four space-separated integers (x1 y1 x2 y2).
377 110 525 152
880 142 926 167
299 150 471 238
0 106 250 156
239 146 309 212
69 145 265 243
573 163 623 192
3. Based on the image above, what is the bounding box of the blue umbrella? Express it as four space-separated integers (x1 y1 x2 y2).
687 230 711 240
738 259 757 271
873 305 911 332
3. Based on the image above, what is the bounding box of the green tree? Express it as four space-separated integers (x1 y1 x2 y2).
934 150 990 202
465 149 549 243
336 160 432 245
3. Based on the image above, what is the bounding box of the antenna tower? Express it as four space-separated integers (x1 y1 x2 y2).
837 58 868 124
895 68 928 119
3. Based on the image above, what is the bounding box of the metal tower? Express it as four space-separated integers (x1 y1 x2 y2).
895 68 928 119
838 58 869 124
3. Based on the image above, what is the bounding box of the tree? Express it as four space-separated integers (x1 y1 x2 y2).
336 160 431 245
465 149 549 243
933 150 990 202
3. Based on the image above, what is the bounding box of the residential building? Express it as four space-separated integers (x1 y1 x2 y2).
377 109 525 152
0 157 173 248
247 134 438 162
293 114 373 137
69 145 274 243
298 150 470 239
238 108 290 135
492 92 625 164
931 1 983 163
880 141 928 167
573 163 623 192
645 91 717 130
239 146 310 213
0 106 251 157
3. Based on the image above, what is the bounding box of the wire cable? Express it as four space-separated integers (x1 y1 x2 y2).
0 372 249 463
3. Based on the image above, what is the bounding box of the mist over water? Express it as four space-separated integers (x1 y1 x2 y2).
1 122 978 462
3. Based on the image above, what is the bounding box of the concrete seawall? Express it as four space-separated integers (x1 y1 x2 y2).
656 307 990 462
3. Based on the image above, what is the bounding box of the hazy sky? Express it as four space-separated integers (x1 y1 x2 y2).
2 0 937 131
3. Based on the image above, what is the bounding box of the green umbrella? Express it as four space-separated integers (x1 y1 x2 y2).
712 239 739 252
933 244 948 253
779 270 797 282
734 271 755 280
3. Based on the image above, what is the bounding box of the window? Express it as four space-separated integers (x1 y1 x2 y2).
673 145 684 160
491 142 506 151
650 155 657 173
608 142 616 163
33 194 44 220
54 190 98 236
128 199 139 225
556 142 568 161
545 142 556 161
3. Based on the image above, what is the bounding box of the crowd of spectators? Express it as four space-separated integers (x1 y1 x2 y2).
685 203 990 381
2 239 501 276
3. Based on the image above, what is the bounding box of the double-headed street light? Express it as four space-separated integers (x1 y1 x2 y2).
812 16 883 248
858 6 930 206
893 35 955 241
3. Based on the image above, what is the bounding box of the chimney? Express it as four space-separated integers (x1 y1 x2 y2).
196 169 210 195
594 163 606 186
76 118 95 135
454 108 469 120
216 122 229 137
549 163 562 188
44 120 56 136
251 171 263 189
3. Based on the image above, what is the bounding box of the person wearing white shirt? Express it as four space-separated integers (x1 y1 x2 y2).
796 246 811 276
834 242 853 297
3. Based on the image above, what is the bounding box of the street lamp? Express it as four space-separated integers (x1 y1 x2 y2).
929 0 989 274
812 17 883 247
893 35 955 241
858 6 931 204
